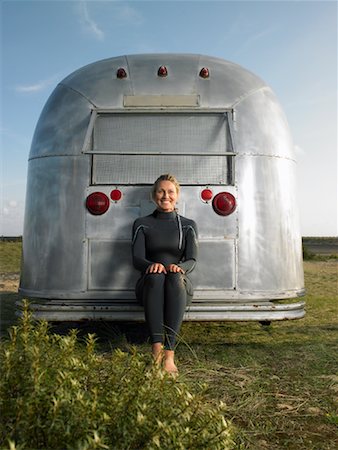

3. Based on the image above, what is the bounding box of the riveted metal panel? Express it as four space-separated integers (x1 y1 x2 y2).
20 156 90 294
190 240 235 290
236 155 304 292
89 240 139 290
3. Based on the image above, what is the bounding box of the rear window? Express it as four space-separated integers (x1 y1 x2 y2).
87 112 235 185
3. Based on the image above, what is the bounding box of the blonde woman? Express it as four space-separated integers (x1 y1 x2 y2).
132 174 198 374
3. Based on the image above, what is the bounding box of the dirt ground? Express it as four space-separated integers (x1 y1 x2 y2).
0 273 19 293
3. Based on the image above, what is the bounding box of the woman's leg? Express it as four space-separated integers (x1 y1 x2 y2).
163 273 187 373
142 273 165 348
163 272 187 349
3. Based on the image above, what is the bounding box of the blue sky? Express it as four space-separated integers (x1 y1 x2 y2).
1 0 337 236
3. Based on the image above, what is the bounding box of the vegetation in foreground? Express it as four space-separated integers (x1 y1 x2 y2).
0 241 337 449
0 303 234 450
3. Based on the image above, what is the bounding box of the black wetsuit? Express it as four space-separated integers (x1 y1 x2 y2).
132 210 198 350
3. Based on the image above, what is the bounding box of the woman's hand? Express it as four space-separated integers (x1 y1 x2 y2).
146 263 167 274
145 263 185 274
166 264 185 274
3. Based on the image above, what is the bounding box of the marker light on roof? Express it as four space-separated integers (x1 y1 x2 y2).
158 66 168 77
212 192 236 216
110 189 122 202
86 192 110 215
116 68 127 79
199 67 210 78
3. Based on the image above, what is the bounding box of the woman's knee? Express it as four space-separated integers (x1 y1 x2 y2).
144 272 166 289
166 272 185 288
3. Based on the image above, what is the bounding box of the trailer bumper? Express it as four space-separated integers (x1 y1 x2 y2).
16 299 306 322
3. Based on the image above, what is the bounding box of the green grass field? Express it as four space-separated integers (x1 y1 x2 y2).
178 260 338 449
0 241 337 449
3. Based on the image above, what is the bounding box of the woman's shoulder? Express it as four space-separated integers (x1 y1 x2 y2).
179 215 197 229
133 213 154 228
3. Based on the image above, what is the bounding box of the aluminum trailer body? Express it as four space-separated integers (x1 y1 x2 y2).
19 54 305 321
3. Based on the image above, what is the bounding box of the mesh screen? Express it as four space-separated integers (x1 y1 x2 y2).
93 154 230 184
93 113 229 153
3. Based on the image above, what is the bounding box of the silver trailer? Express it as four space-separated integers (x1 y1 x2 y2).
19 54 305 322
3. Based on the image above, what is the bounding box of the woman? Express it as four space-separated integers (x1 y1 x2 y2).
132 174 198 374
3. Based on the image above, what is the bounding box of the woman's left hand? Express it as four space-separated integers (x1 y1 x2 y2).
166 264 185 274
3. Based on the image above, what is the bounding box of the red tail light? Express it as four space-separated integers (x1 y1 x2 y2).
110 189 122 202
86 192 109 215
212 192 236 216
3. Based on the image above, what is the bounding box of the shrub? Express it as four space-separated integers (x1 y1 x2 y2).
0 302 234 450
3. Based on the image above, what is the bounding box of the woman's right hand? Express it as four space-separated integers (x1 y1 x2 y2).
146 263 167 274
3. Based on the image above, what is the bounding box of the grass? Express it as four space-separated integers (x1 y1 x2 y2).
177 260 338 449
0 242 337 449
0 242 22 273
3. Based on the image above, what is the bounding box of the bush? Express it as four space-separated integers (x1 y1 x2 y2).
0 302 234 450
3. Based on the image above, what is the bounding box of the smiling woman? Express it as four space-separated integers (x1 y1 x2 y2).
152 175 180 213
132 174 198 374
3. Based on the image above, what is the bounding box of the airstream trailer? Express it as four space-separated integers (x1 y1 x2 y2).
19 54 305 322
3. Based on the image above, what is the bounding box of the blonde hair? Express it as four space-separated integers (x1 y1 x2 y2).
151 174 180 199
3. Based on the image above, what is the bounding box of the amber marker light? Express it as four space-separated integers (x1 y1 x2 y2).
116 68 127 79
199 67 210 78
158 66 168 77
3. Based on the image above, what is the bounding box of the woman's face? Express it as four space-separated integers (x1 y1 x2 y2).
153 180 178 212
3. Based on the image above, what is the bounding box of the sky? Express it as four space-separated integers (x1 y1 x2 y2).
1 0 337 236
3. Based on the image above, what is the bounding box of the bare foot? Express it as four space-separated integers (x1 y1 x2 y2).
152 343 163 366
163 350 178 375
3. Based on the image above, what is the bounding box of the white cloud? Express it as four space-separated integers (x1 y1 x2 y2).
78 2 104 41
0 200 24 236
15 75 58 94
238 26 275 54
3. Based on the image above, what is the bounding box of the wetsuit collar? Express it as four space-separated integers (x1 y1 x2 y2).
153 209 177 220
152 209 183 249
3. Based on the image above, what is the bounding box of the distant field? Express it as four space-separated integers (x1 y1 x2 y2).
0 241 337 449
303 237 338 256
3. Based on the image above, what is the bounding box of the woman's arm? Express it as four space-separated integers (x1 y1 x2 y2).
178 222 198 274
132 223 153 273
